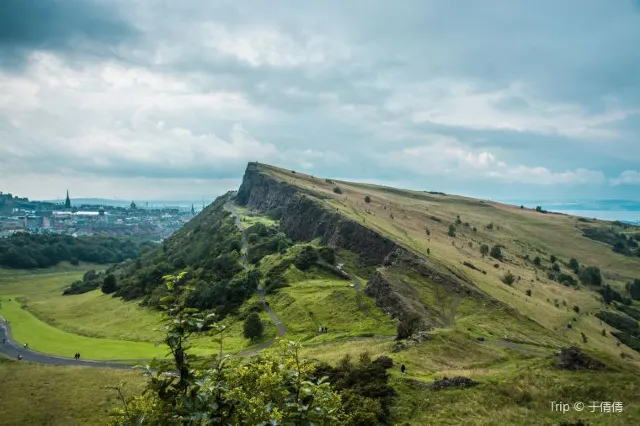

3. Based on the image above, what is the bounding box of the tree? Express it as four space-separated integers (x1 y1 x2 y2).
569 258 580 273
333 186 343 194
448 224 456 237
552 263 561 272
533 256 541 266
526 289 532 297
579 266 603 286
102 274 117 294
364 195 371 203
490 245 502 259
243 312 264 340
550 254 557 263
626 279 640 300
502 271 515 285
480 244 489 257
396 313 422 340
110 273 347 425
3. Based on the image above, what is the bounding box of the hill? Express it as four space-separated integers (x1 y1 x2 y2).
103 162 640 424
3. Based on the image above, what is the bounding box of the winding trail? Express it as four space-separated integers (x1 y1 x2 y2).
224 202 287 355
0 317 134 369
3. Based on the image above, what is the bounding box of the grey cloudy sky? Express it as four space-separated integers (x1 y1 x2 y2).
1 0 639 201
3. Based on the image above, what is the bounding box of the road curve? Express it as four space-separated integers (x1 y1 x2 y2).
0 318 134 369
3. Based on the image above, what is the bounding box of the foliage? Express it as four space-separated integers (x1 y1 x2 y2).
448 224 456 237
552 263 561 272
0 233 141 269
582 227 639 257
533 256 541 266
490 245 503 259
598 284 632 305
318 247 336 265
595 311 640 351
63 269 104 295
579 266 603 286
243 312 264 340
568 258 580 273
102 274 118 294
294 245 319 271
526 289 532 297
479 244 489 257
333 187 343 194
109 272 347 425
314 352 396 425
501 271 516 286
627 279 640 301
364 195 371 203
550 254 557 263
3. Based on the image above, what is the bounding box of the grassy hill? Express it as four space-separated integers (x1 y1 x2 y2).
4 162 640 424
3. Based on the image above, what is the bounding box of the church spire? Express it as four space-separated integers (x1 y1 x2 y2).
191 204 195 215
64 190 71 209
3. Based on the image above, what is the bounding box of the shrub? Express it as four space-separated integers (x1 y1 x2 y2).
480 244 489 257
550 254 557 263
396 314 422 340
579 266 603 286
333 187 343 194
448 224 457 237
486 223 494 230
243 312 264 340
293 245 318 271
569 258 580 273
490 245 502 259
552 263 561 272
364 195 371 203
325 178 333 184
526 289 532 297
573 305 580 314
502 271 515 285
425 228 431 236
626 278 640 300
318 247 336 265
533 256 541 266
455 215 462 225
472 227 477 232
101 274 117 294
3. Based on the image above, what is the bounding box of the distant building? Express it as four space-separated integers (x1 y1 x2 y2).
65 190 71 210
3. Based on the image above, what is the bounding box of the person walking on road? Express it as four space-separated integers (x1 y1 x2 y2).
400 364 406 374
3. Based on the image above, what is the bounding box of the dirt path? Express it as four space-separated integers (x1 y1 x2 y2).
0 318 134 369
224 202 287 341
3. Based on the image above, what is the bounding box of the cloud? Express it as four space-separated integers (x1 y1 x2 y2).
0 0 639 200
611 171 640 186
381 135 606 185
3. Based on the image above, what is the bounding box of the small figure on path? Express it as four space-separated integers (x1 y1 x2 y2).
17 354 22 360
23 343 28 349
401 364 406 374
77 353 81 360
73 353 78 360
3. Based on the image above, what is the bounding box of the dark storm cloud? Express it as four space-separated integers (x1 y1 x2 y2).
0 0 137 69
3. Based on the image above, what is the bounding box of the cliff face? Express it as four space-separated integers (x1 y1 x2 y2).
236 163 504 331
236 163 398 266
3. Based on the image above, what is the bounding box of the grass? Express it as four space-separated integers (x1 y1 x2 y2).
0 358 146 426
258 164 640 364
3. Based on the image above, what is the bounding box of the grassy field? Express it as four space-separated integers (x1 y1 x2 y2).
0 357 145 426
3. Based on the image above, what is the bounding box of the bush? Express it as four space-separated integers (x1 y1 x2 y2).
552 263 561 272
333 187 343 194
526 289 532 297
490 245 502 259
550 254 557 263
579 266 603 286
318 247 336 265
626 279 640 300
502 271 515 285
294 245 319 271
102 274 117 294
533 256 541 266
243 312 264 340
448 224 456 237
569 258 580 273
396 314 422 340
573 305 580 314
486 223 494 230
364 195 371 203
480 244 489 257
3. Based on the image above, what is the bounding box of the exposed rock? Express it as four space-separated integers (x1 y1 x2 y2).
392 331 433 352
429 376 478 390
555 346 605 370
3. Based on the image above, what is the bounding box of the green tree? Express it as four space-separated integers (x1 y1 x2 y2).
448 224 457 237
480 244 489 257
550 254 557 263
626 279 640 300
533 256 541 266
109 273 346 425
490 245 502 259
364 195 371 203
579 266 603 286
569 258 580 273
102 274 117 294
243 312 264 340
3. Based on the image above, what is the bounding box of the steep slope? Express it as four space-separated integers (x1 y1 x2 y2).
236 162 640 360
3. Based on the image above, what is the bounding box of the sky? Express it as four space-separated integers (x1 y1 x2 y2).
1 0 639 202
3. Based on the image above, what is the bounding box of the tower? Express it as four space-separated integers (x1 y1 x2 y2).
64 190 71 209
191 204 195 215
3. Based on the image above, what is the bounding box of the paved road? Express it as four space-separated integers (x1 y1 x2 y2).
0 318 134 369
224 202 287 340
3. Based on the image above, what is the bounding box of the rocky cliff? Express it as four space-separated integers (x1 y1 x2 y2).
235 163 505 333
